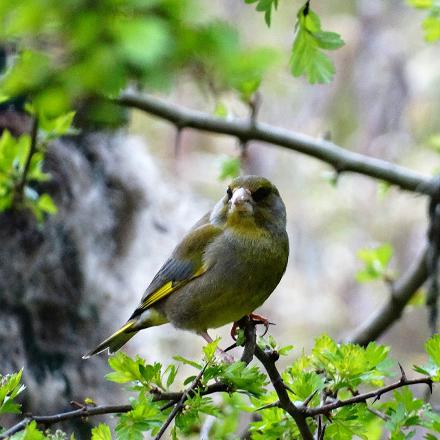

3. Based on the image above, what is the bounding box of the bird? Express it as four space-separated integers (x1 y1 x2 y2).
83 175 289 359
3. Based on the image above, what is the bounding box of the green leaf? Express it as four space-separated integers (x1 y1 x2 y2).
218 155 241 181
106 353 163 388
0 369 26 415
37 194 58 215
220 362 267 396
183 375 197 386
407 1 440 42
278 344 294 356
290 5 344 84
426 334 440 367
245 0 279 27
289 370 324 401
325 405 370 440
164 364 178 388
314 31 345 50
115 18 171 68
10 421 46 440
356 243 393 283
213 102 228 118
407 0 433 9
175 394 219 435
203 337 221 362
39 111 76 138
172 356 203 370
91 424 112 440
423 11 440 42
116 395 165 440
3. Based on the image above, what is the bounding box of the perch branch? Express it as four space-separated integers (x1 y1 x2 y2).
117 92 436 195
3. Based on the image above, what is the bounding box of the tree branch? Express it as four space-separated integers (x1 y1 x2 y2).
301 376 432 417
254 344 314 440
348 247 429 345
0 405 132 439
117 93 436 195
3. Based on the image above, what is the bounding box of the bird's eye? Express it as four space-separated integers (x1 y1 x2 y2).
252 186 271 202
227 187 233 199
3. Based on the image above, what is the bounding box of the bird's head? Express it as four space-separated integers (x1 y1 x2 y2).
210 175 286 234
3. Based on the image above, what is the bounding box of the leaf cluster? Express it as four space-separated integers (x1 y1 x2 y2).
3 334 440 439
0 109 74 221
407 0 440 42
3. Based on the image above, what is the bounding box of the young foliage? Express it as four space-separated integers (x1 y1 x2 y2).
0 107 76 222
356 243 393 283
3 334 440 438
407 0 440 42
0 370 25 415
414 334 440 381
91 424 111 440
290 2 345 84
218 155 241 181
10 421 46 440
244 0 279 27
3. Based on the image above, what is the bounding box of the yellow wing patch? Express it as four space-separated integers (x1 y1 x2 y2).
140 265 207 310
142 281 174 309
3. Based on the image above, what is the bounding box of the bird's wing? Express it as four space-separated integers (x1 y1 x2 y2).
129 223 222 319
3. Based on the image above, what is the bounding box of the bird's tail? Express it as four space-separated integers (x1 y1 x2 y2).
82 320 137 359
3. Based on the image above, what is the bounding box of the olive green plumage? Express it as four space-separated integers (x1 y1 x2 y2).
83 175 289 358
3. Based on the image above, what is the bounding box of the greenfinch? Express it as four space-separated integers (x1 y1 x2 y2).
84 175 289 358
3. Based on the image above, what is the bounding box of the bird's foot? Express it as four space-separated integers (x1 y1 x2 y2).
230 321 239 340
248 313 273 336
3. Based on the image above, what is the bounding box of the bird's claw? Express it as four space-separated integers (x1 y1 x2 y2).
230 313 274 340
249 313 273 337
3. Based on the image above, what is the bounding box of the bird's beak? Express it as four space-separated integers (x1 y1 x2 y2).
230 187 253 213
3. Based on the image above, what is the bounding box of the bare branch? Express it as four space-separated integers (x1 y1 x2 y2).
117 93 436 195
349 248 429 345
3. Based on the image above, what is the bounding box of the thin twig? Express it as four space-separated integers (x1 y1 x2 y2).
0 405 132 439
367 406 389 421
13 115 39 205
301 376 433 417
154 364 207 440
117 92 436 195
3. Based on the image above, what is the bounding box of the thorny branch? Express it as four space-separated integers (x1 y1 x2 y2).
117 92 436 195
300 376 433 417
0 319 436 440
